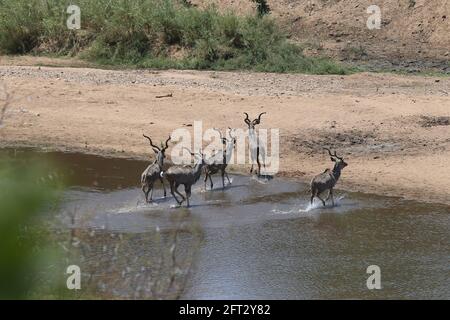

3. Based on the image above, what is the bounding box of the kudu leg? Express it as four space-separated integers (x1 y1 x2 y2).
225 172 232 185
317 194 326 206
221 170 225 189
256 147 261 176
324 189 335 206
256 158 262 176
148 183 154 202
185 185 192 207
174 184 186 204
209 174 214 190
142 184 149 203
170 182 181 204
250 149 256 174
160 177 167 197
310 188 316 205
204 173 208 190
311 188 326 206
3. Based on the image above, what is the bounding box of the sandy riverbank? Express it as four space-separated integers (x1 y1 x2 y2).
1 57 449 204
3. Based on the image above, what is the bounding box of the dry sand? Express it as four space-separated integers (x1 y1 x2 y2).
1 57 449 205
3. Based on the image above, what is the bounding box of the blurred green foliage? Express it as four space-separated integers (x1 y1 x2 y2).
0 157 61 299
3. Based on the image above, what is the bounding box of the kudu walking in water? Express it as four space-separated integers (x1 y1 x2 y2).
204 128 236 190
161 149 205 207
310 148 348 206
244 112 266 176
141 134 171 203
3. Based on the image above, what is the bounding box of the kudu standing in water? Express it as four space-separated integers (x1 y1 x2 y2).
141 134 171 203
310 148 348 206
204 128 236 190
244 112 267 176
161 149 205 207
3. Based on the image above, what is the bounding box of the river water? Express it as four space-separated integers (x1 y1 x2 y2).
2 148 449 299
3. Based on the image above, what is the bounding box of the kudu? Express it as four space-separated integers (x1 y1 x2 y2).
204 128 236 190
161 149 205 207
141 134 171 203
310 148 348 206
244 112 267 176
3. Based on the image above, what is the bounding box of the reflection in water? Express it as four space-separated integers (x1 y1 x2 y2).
2 148 449 299
63 216 201 300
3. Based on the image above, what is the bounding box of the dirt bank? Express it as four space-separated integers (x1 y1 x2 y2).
1 57 449 205
194 0 450 73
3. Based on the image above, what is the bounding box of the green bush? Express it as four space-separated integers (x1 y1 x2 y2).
0 0 351 74
0 156 61 299
0 0 43 53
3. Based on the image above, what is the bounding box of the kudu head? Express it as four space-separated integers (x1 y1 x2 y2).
324 148 348 172
143 134 171 166
213 128 237 148
244 112 266 130
183 147 205 165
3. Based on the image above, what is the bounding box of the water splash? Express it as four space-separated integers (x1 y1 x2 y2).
298 202 321 213
112 204 148 214
110 197 166 214
251 175 270 184
272 195 348 215
271 208 299 215
299 194 347 212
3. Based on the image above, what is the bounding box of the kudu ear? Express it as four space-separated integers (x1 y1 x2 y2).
330 157 336 162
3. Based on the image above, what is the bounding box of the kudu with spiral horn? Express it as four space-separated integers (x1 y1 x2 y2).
310 148 348 206
141 134 171 203
204 128 236 190
244 112 267 176
161 148 205 207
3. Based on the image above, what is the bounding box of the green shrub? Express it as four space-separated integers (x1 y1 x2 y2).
0 0 351 74
0 156 61 299
0 0 43 53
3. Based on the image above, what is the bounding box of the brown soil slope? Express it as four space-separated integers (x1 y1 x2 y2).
194 0 450 70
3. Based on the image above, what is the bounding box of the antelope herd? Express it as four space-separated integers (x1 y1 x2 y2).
141 112 348 207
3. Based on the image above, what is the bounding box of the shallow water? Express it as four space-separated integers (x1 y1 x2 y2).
2 148 449 299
